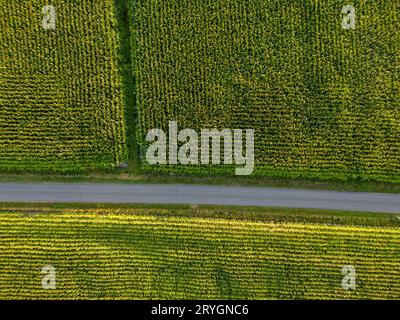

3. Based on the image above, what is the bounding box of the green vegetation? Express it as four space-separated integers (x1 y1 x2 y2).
0 205 399 299
0 1 126 172
1 0 400 188
133 0 400 182
1 1 400 302
2 170 400 194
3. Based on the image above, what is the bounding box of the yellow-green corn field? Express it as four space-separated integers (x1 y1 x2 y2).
0 208 399 299
0 1 126 172
133 0 400 182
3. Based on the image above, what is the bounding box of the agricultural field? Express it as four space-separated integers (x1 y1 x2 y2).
1 0 400 186
0 205 399 299
133 0 400 182
0 1 126 172
1 0 400 305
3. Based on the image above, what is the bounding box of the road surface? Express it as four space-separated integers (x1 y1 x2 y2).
0 183 399 213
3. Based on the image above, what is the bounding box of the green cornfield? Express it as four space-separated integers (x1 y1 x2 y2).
0 1 126 172
0 207 399 299
133 0 400 182
1 0 399 182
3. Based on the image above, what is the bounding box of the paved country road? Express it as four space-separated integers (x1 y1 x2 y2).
0 183 399 213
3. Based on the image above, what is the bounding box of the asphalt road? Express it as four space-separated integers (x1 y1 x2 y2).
0 183 399 213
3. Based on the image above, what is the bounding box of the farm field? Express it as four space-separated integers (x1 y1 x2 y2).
133 0 400 182
1 0 399 187
0 1 126 172
1 0 400 304
0 205 399 299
